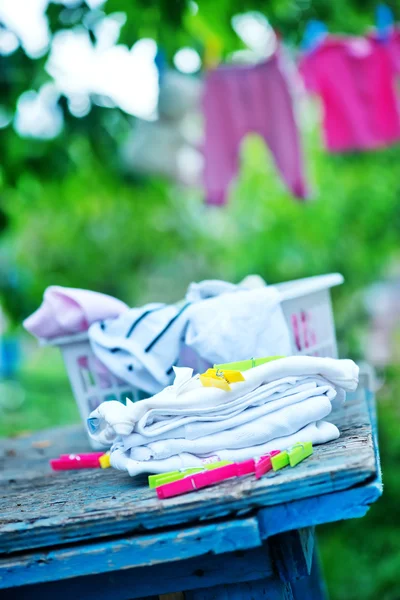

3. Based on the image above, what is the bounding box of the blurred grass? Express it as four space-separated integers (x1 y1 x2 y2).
0 345 79 437
1 349 399 599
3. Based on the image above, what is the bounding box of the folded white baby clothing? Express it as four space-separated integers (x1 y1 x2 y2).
23 286 128 340
88 283 291 396
110 420 340 476
129 395 333 460
87 356 358 446
88 357 358 478
121 381 335 449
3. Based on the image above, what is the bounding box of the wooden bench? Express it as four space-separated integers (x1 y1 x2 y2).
0 385 382 599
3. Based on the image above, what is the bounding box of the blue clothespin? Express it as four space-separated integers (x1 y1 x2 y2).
376 4 394 42
154 47 167 84
301 20 327 52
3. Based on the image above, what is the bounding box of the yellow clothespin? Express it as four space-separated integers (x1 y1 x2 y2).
203 368 245 384
99 453 111 469
200 373 231 391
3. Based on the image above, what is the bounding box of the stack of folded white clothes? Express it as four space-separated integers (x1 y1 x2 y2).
87 356 359 477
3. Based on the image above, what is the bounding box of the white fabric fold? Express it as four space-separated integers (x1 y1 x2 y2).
88 302 190 395
88 357 358 446
122 382 335 450
184 287 292 366
110 420 340 476
129 395 333 460
88 357 357 478
185 275 266 302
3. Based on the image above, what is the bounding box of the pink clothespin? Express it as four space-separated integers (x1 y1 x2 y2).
59 452 104 460
236 459 256 476
50 453 102 470
255 450 281 479
156 458 257 499
156 463 236 499
156 475 197 498
201 463 238 485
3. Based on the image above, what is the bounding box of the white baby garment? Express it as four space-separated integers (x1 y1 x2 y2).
184 287 292 365
89 302 191 395
185 275 266 302
110 420 340 476
128 395 333 460
122 381 336 449
87 356 358 446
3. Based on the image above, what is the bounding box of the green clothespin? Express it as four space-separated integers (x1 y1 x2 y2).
204 460 233 470
287 442 313 467
148 468 202 489
271 451 290 471
214 356 284 372
148 461 234 488
148 471 179 489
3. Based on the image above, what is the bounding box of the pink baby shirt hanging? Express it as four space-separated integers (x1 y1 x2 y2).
300 36 400 152
202 51 309 206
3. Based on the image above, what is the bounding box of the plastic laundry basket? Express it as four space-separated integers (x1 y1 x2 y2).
48 273 343 447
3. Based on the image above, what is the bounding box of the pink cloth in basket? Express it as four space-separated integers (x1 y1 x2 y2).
299 36 400 151
23 286 129 340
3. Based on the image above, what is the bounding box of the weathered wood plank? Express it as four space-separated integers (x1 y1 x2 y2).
257 478 381 538
0 546 275 600
291 549 327 600
269 527 315 583
0 390 377 554
184 579 294 599
0 476 382 591
0 518 263 588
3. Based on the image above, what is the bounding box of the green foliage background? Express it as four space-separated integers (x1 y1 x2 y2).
1 2 400 598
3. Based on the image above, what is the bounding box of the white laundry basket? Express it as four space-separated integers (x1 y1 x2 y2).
49 273 343 447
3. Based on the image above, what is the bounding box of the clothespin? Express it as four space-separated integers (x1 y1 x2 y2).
59 452 104 460
236 459 256 476
255 450 281 479
50 454 102 470
301 20 327 52
156 464 236 499
149 460 233 488
203 368 245 384
214 356 284 372
200 368 245 392
99 453 111 469
205 460 234 470
154 47 167 84
50 452 109 470
376 3 394 42
287 442 313 467
199 373 231 391
271 450 290 471
149 468 204 489
156 458 255 499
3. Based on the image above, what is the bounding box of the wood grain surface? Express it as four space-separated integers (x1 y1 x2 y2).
0 389 378 554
